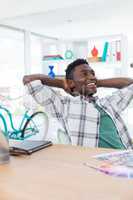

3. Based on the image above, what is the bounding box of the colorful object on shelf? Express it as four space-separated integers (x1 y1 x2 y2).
101 42 109 62
116 40 121 61
65 50 74 59
48 65 55 79
88 40 122 63
91 46 98 57
88 45 101 62
43 55 64 61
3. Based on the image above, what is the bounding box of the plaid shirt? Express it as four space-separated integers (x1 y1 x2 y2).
27 80 133 149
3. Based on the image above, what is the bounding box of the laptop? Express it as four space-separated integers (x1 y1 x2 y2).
9 140 52 155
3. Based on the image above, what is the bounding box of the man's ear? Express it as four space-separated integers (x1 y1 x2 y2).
67 79 75 91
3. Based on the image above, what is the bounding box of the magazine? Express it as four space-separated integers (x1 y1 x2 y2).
84 150 133 178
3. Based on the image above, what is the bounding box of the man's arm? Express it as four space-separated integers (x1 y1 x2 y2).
97 78 133 89
23 74 69 91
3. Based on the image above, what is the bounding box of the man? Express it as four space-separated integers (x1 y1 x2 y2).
23 59 133 149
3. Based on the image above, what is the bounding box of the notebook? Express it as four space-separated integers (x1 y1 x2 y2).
9 140 52 155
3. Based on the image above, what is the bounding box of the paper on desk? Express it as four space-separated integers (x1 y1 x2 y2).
84 150 133 178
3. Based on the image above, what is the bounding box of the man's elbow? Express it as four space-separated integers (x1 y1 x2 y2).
23 75 30 85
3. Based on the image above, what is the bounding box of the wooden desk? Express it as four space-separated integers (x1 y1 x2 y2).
0 144 133 200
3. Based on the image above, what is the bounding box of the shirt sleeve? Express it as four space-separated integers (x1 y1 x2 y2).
99 84 133 113
26 80 64 117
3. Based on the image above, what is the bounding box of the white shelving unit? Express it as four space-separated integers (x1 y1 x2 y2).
86 34 128 78
42 34 128 78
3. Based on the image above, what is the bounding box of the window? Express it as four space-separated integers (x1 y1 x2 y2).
30 34 43 74
0 27 24 99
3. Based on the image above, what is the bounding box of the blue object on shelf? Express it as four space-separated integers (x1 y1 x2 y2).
48 65 55 79
102 42 109 62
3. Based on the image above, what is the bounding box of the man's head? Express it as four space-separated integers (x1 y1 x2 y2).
65 58 97 96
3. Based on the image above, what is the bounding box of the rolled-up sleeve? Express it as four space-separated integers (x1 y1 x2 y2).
26 80 64 116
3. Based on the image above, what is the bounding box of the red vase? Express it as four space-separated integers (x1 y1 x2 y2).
91 46 98 57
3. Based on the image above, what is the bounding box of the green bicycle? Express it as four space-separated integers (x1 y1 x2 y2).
0 104 49 140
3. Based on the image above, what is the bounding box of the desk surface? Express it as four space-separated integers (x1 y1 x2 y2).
0 144 133 200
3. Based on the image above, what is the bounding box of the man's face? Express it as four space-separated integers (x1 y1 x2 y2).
71 64 97 96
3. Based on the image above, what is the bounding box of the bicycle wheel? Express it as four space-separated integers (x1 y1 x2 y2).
22 111 49 140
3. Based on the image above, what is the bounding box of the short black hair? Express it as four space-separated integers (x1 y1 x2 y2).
65 58 88 80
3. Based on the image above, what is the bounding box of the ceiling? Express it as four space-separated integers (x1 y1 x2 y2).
1 0 133 39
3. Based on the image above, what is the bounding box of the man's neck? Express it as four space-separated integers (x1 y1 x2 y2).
81 95 96 102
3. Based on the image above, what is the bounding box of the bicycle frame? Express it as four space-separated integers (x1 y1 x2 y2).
0 105 35 140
